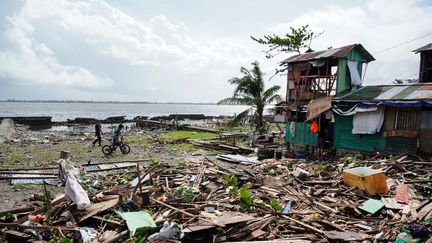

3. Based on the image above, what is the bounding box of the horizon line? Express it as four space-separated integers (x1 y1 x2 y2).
0 99 232 105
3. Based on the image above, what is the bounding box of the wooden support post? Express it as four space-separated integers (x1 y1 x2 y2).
60 151 71 160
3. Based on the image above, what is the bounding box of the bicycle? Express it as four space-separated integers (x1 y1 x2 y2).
102 141 130 155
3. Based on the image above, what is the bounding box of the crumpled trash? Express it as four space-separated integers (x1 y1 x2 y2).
407 223 430 238
64 169 90 210
28 213 46 223
373 232 384 243
61 160 90 209
59 159 80 185
148 221 184 240
79 227 98 243
282 201 292 214
22 220 43 240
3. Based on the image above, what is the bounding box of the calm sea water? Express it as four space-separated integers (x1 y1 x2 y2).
0 102 248 122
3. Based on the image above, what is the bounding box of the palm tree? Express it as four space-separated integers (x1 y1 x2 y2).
218 61 282 134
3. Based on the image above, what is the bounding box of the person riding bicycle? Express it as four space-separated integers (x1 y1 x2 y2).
112 124 124 146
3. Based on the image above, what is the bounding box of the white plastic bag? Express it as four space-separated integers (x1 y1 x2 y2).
65 170 90 210
148 221 183 240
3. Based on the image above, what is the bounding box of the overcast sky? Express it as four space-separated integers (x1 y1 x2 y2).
0 0 431 102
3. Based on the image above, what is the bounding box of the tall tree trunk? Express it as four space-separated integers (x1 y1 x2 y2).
256 106 264 135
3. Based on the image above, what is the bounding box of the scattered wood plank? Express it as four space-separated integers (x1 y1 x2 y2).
192 163 206 191
79 198 119 222
281 215 324 235
150 198 225 227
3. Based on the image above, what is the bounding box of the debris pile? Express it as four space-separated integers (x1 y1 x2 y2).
1 153 432 242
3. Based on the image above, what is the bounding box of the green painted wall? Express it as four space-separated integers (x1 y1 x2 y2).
336 48 365 94
336 59 348 94
285 122 318 146
333 115 385 152
346 48 366 62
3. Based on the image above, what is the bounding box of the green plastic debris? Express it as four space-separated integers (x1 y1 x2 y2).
116 211 156 236
359 199 384 214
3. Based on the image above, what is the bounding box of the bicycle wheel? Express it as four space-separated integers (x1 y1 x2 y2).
120 144 130 154
102 145 113 155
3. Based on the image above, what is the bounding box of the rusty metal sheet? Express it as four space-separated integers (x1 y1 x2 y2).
281 44 374 64
404 90 432 100
334 84 432 102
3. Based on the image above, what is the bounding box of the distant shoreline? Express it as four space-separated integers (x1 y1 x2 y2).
0 100 221 105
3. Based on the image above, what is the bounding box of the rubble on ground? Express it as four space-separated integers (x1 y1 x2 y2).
1 149 432 242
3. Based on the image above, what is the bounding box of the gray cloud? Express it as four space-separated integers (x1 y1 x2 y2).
0 0 431 101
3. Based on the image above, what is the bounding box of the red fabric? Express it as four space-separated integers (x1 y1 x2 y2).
309 120 319 134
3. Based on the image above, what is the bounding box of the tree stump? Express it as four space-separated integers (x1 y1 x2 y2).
60 150 71 160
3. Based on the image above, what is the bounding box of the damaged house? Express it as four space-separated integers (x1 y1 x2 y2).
281 43 432 155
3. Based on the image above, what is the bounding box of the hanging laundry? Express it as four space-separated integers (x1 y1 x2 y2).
347 60 362 87
309 120 319 134
289 121 296 137
352 107 384 134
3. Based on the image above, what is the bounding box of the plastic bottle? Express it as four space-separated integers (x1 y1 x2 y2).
395 230 413 243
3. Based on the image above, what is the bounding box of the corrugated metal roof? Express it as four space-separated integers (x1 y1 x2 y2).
333 83 432 102
281 44 375 64
413 43 432 53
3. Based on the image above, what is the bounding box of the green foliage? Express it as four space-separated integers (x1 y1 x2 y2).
423 172 432 180
273 139 285 146
271 199 283 212
339 154 362 167
315 162 328 175
251 25 321 58
40 186 54 200
55 238 73 243
218 62 282 134
13 183 26 192
224 175 239 196
224 177 260 212
133 236 146 243
2 147 26 167
30 149 59 162
158 130 218 142
223 175 238 186
174 187 195 203
172 158 187 165
158 130 217 152
148 154 160 165
125 136 150 146
239 185 253 211
286 162 294 169
168 143 199 153
218 125 253 132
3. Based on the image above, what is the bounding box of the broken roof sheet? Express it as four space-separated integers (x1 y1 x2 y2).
413 43 432 53
281 44 375 64
333 83 432 102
